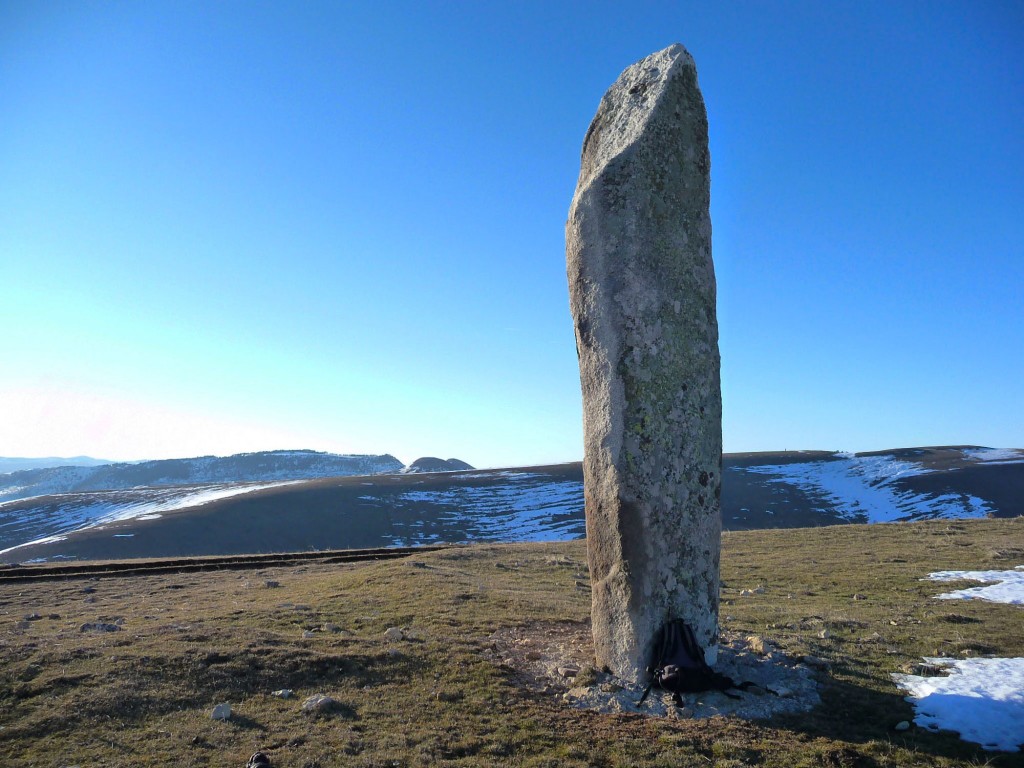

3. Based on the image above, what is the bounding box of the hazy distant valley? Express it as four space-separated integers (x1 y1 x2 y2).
1 446 1021 563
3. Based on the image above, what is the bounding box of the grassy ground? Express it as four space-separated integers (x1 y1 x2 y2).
1 517 1022 767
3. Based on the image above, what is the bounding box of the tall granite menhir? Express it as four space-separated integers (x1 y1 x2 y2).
566 44 721 684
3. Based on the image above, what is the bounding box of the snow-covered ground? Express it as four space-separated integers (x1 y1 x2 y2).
387 472 585 544
735 452 993 522
893 566 1024 752
894 657 1024 752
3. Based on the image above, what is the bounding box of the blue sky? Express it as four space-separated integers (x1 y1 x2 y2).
1 1 1021 467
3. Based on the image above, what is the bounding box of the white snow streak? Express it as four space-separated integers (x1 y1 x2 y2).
0 482 298 555
737 453 993 522
962 447 1024 465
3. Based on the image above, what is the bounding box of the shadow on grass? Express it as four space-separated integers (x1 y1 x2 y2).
227 712 267 730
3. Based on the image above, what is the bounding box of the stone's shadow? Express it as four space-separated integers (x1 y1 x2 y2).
227 712 267 730
770 673 1019 764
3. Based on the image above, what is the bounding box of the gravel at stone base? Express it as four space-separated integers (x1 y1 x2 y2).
491 622 819 720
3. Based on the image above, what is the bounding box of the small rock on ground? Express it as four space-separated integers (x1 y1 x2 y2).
80 622 121 633
383 627 404 641
302 693 337 714
211 702 231 720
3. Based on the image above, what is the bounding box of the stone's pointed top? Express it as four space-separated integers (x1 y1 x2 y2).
649 42 694 67
576 43 703 196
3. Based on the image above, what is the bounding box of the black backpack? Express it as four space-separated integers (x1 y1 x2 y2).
638 619 767 706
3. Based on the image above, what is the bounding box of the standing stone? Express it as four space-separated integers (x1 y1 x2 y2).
566 44 721 684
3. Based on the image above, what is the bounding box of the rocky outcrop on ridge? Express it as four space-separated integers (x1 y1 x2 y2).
401 457 475 474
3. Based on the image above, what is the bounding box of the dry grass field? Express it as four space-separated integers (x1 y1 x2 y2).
2 518 1023 767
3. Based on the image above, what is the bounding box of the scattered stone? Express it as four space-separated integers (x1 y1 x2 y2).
817 629 831 640
23 613 42 621
264 580 280 589
301 693 337 714
271 689 294 699
752 586 766 594
383 627 404 642
81 587 96 594
566 43 720 684
47 613 60 620
739 589 755 597
746 635 772 656
895 720 911 732
557 666 580 678
84 597 96 604
853 594 867 601
210 702 231 721
322 623 343 633
80 622 121 633
247 752 272 768
302 630 315 638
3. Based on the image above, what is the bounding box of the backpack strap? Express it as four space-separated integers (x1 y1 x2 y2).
636 620 671 704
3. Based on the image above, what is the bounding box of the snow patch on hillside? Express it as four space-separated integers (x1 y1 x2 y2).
734 453 994 522
388 472 585 544
962 448 1024 465
0 482 298 555
926 566 1024 605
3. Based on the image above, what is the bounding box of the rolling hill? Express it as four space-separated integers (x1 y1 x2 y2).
1 445 1020 563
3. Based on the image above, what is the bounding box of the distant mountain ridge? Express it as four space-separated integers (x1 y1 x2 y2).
0 450 404 503
0 456 113 475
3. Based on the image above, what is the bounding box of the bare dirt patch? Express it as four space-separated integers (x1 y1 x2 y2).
490 619 820 720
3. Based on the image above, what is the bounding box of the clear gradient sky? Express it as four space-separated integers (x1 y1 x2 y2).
1 2 1021 467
